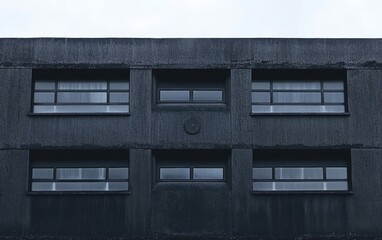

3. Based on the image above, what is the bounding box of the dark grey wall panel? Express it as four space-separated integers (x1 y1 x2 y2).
151 111 231 148
1 39 382 69
0 150 29 237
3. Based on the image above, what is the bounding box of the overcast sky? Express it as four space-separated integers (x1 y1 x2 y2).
0 0 381 38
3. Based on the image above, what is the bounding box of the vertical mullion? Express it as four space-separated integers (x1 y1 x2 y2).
106 81 110 104
190 89 193 102
270 80 274 105
190 167 194 180
54 80 58 104
320 80 324 104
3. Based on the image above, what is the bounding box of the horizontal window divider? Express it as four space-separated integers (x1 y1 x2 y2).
251 191 354 195
29 112 131 116
32 180 129 182
252 90 344 93
252 179 347 182
27 191 132 195
251 103 344 106
33 103 129 106
251 112 350 116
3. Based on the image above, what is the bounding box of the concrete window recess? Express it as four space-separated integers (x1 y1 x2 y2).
253 149 350 192
32 69 130 114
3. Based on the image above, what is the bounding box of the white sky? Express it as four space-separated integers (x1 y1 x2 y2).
0 0 381 38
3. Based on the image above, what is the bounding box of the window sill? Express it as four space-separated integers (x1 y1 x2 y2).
29 112 131 117
154 103 229 112
251 191 354 195
27 191 131 195
251 112 350 117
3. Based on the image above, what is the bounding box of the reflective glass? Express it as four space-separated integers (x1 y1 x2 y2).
56 168 106 180
193 168 224 180
273 92 321 103
34 105 129 113
274 181 325 191
57 92 107 103
275 167 323 180
159 90 190 101
110 92 129 103
193 90 223 101
160 168 190 180
252 92 270 103
323 81 344 90
109 168 129 180
35 81 55 90
252 105 345 113
324 93 344 103
325 181 348 190
110 81 129 90
34 92 55 103
57 81 107 90
253 182 274 191
252 81 270 90
32 182 55 191
108 182 129 191
326 167 348 179
273 81 320 90
253 168 272 179
32 168 54 179
55 182 107 191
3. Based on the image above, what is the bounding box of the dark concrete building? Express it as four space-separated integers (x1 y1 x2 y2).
0 38 382 239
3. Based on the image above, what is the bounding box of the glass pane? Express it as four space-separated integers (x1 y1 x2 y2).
109 168 129 180
252 105 345 113
32 168 54 179
273 92 321 103
253 168 272 180
32 182 55 191
57 81 107 90
110 92 129 103
108 182 129 191
325 181 348 190
326 167 348 179
57 92 107 103
323 81 344 90
324 93 344 103
160 90 190 101
193 90 223 101
193 168 224 180
33 105 129 113
35 81 55 90
110 81 129 90
252 81 270 90
273 81 320 90
275 167 323 180
55 182 107 191
252 92 270 103
160 168 190 180
253 182 274 191
274 182 325 191
56 168 106 180
34 92 55 103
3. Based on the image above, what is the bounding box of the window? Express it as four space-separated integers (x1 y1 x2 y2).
251 69 346 114
32 69 130 114
154 69 229 104
252 150 350 192
154 150 229 182
30 150 129 192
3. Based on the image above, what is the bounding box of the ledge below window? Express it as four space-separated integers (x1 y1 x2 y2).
27 191 131 195
29 112 131 117
251 112 350 117
251 191 354 195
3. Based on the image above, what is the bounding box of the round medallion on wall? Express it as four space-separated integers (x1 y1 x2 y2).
184 118 201 135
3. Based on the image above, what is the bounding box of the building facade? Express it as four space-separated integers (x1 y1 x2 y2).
0 38 382 239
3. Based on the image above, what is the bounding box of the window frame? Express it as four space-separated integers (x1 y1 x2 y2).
28 150 130 195
252 149 352 194
153 69 230 111
30 69 131 116
251 69 349 116
153 149 230 184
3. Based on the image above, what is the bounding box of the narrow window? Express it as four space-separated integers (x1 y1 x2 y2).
252 150 350 192
32 69 130 114
251 69 347 114
30 150 129 192
154 150 229 182
154 69 229 104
